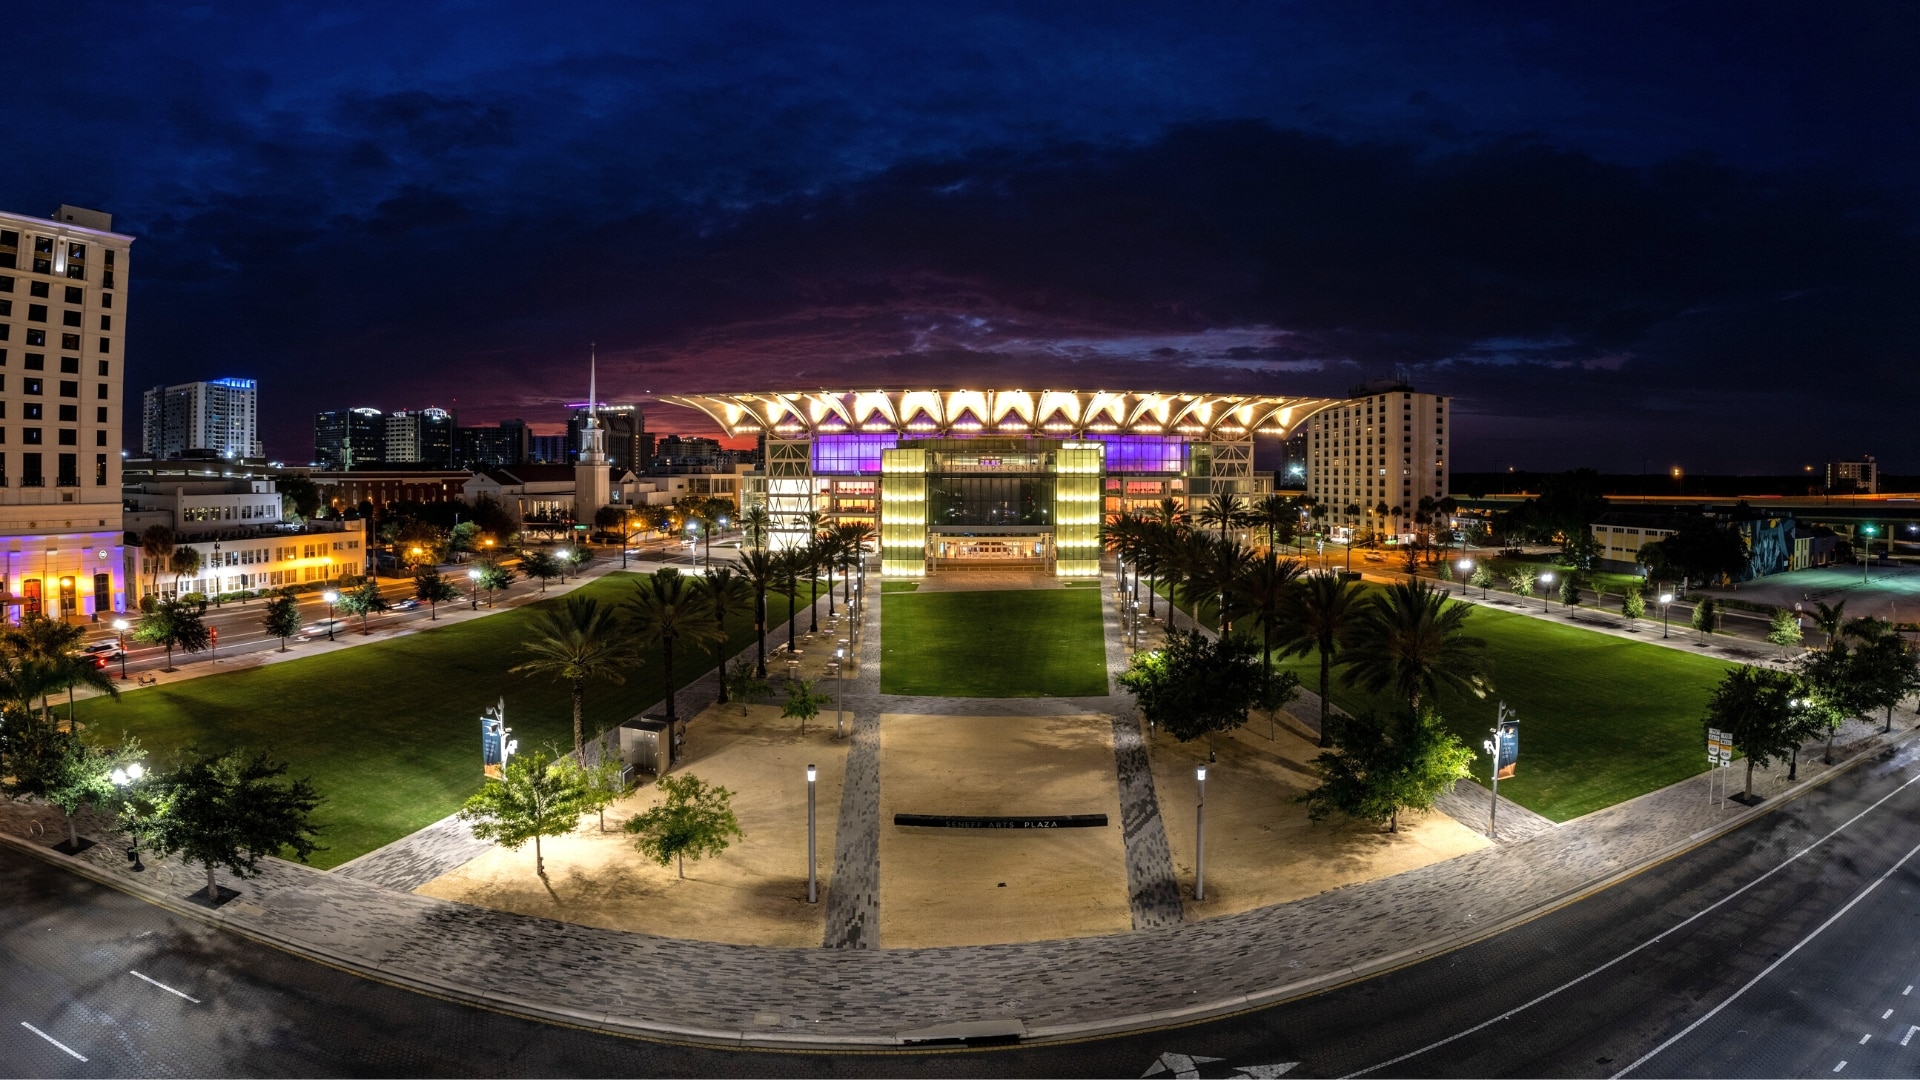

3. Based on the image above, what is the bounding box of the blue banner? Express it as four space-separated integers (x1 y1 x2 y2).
1496 722 1519 778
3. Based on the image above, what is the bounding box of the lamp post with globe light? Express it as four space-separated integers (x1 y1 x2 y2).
467 569 481 610
556 548 570 585
111 762 147 871
1456 558 1472 596
323 590 339 641
1539 570 1554 612
1660 592 1675 639
112 617 129 680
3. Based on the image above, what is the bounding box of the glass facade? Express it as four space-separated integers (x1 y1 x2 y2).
927 475 1055 526
812 432 897 474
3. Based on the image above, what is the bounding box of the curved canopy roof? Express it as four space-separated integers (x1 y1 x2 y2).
662 390 1341 440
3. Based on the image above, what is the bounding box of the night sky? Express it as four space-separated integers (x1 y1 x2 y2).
5 1 1916 472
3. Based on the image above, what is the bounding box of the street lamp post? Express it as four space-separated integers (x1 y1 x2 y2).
323 590 339 641
1457 558 1472 596
110 762 147 871
1194 764 1207 901
467 569 481 610
806 763 818 904
834 647 846 738
556 548 570 584
1659 592 1674 639
112 617 129 680
1539 571 1554 612
1862 524 1877 584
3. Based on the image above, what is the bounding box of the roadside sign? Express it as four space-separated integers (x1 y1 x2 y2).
1707 727 1733 765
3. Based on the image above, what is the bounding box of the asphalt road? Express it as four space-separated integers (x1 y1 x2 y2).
8 714 1918 1078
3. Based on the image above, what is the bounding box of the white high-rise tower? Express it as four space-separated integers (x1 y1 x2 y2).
573 346 612 523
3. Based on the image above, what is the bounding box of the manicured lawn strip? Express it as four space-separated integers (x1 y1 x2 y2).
72 572 777 868
881 589 1108 697
1266 603 1731 821
881 580 921 593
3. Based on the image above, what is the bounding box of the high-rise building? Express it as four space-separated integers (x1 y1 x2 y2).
456 419 528 468
141 377 260 460
567 402 649 471
528 434 568 463
1826 455 1878 495
1303 384 1451 538
314 407 384 469
0 205 133 620
383 407 455 465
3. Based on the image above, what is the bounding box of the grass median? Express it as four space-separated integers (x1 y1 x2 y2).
881 588 1108 697
72 572 777 868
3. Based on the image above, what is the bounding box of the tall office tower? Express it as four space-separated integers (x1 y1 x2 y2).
1303 383 1452 538
381 407 455 465
457 420 528 468
566 402 647 471
314 407 384 469
141 377 260 460
0 205 133 620
528 434 568 463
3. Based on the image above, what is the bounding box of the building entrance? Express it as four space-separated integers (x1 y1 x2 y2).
928 530 1054 572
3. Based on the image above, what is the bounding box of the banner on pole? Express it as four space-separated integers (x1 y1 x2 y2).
1495 721 1519 779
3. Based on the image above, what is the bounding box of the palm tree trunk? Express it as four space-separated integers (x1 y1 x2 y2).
808 565 819 633
755 589 768 679
716 617 731 704
1148 571 1157 618
663 635 678 725
787 579 798 651
571 682 585 760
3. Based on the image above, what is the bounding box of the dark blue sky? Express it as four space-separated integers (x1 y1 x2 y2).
6 0 1917 471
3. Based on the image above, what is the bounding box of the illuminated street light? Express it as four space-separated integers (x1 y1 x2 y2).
806 763 818 904
323 589 339 641
1457 557 1472 596
1659 592 1675 639
112 617 130 680
1539 570 1554 613
467 568 481 610
1195 764 1208 901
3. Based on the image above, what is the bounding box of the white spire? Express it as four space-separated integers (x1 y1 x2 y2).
589 342 598 422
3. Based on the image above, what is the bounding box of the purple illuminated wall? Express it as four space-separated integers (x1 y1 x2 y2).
812 433 898 474
1086 435 1187 473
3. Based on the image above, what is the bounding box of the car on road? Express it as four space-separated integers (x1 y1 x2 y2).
393 598 421 611
297 619 349 640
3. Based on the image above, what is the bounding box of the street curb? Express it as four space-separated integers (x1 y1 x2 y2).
14 721 1915 1051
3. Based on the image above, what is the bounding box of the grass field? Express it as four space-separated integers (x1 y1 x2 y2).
881 589 1109 697
881 580 921 593
72 572 776 867
1268 602 1732 821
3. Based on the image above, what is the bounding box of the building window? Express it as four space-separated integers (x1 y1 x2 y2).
95 406 105 422
99 315 110 331
27 304 46 322
22 452 42 486
59 381 76 397
57 404 75 421
96 360 108 376
60 333 78 350
23 428 40 444
24 379 40 395
59 356 77 373
24 354 42 370
25 330 43 347
28 280 48 298
98 337 110 354
61 310 80 327
96 383 107 399
94 430 105 446
57 453 77 486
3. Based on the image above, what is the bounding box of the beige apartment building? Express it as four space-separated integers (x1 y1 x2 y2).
1303 387 1452 539
0 205 131 621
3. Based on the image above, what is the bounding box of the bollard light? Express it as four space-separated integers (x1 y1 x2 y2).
806 763 819 904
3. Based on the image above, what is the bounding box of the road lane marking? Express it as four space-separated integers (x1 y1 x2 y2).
1904 1025 1918 1046
129 970 200 1003
1860 1034 1871 1044
19 1022 86 1061
1341 766 1920 1079
1908 986 1914 995
1883 1009 1893 1019
1613 836 1920 1077
1833 1062 1846 1072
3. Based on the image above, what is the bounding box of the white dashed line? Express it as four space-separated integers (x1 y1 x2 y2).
1859 1034 1871 1045
1903 1025 1918 1046
1907 986 1914 996
129 970 201 1003
19 1022 86 1062
1833 1061 1847 1072
1884 1009 1893 1019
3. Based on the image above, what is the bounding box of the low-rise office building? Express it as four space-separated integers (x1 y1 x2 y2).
123 477 367 599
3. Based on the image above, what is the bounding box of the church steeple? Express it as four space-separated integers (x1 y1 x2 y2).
579 343 608 465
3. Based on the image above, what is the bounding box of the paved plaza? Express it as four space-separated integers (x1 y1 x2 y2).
2 554 1913 1047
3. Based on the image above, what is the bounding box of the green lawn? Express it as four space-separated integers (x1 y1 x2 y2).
881 580 921 593
1270 603 1732 820
72 572 773 867
881 589 1109 697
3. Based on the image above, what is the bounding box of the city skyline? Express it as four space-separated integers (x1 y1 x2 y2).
5 3 1917 472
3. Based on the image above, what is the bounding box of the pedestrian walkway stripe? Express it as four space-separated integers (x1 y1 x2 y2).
1613 835 1920 1078
19 1022 86 1062
130 969 201 1003
1341 765 1920 1079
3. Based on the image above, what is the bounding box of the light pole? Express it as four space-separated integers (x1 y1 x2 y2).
467 569 481 610
1194 765 1207 901
806 763 818 904
110 762 146 871
1481 701 1512 839
1539 571 1553 612
1457 558 1472 596
1659 592 1674 639
1861 524 1877 584
323 589 339 641
112 617 129 680
556 547 570 584
834 647 846 738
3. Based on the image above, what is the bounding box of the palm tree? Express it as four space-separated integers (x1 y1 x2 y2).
7 614 118 721
1239 551 1306 681
740 506 773 552
1199 492 1248 540
1278 571 1365 746
1103 511 1147 595
814 531 845 617
736 550 782 678
511 596 632 759
778 547 803 654
1810 599 1848 653
833 522 874 604
1340 579 1491 713
1187 534 1255 633
169 546 203 596
800 524 825 633
626 568 721 730
701 567 752 703
1251 493 1294 552
139 524 175 603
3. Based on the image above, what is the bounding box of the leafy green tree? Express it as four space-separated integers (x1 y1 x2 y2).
627 569 721 727
476 562 515 606
1798 644 1872 763
1622 585 1646 624
781 678 833 736
1339 580 1490 713
3 713 142 850
412 567 462 620
1702 665 1810 800
1691 596 1719 641
1558 571 1585 610
1118 629 1265 760
623 772 744 879
262 592 302 651
1508 569 1536 601
723 660 771 713
1301 708 1474 833
512 596 634 759
566 546 595 575
448 520 482 556
456 749 589 877
701 567 753 703
1846 621 1920 733
1647 515 1749 587
520 550 562 593
1469 564 1495 599
336 578 390 634
1276 571 1366 747
128 748 323 901
133 599 211 671
574 753 627 832
1766 608 1804 657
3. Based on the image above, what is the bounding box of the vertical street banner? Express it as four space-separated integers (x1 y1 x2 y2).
481 697 511 778
1495 721 1519 779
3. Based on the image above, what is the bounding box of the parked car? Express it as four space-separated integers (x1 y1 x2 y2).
82 640 120 655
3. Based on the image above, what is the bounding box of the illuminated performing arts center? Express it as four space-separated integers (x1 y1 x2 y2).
665 389 1452 577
